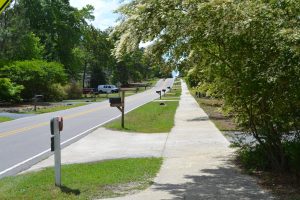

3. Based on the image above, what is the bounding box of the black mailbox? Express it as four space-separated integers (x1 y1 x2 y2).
167 87 171 89
156 90 161 94
109 97 121 104
162 89 166 92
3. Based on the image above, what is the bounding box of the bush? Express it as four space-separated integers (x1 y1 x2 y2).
44 84 67 101
0 78 24 102
238 141 300 175
65 82 82 99
237 145 270 172
0 60 67 100
285 141 300 175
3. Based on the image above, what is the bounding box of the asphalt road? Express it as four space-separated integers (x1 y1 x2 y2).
0 78 174 178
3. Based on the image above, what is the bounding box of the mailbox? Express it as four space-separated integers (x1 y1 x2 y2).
109 97 122 107
50 117 63 152
109 97 121 104
33 94 43 100
167 86 171 89
51 117 63 134
58 117 63 131
162 89 166 92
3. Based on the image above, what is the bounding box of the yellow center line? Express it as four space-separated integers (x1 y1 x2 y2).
0 80 169 139
0 106 105 139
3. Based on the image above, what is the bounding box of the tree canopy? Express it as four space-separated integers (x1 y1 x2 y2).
112 0 300 172
0 0 155 101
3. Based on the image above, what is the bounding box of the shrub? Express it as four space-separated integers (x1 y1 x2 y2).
44 84 67 101
65 82 82 99
237 145 270 172
0 78 24 102
238 141 300 175
0 60 67 100
285 141 300 175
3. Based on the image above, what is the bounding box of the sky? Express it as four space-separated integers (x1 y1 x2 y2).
69 0 124 30
69 0 151 48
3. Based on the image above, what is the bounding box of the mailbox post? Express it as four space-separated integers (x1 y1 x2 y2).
33 95 43 111
162 89 166 96
50 116 63 187
109 88 135 128
156 90 161 99
121 91 125 128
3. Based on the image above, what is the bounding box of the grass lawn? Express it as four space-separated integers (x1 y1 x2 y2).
0 116 13 123
28 103 88 114
163 89 181 98
0 158 162 200
104 101 179 133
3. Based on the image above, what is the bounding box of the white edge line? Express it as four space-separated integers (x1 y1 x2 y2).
0 149 50 176
0 96 157 177
0 78 174 177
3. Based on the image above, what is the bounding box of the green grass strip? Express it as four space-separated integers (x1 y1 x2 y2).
0 158 162 200
28 103 87 114
105 101 179 133
0 116 13 123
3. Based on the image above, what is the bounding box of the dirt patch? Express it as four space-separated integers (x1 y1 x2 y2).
191 95 239 131
257 172 300 200
103 181 150 197
235 159 300 200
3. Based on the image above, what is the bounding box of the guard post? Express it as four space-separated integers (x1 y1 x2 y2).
50 116 63 187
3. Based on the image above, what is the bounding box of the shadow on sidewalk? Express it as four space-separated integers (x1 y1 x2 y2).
151 161 273 200
187 116 209 121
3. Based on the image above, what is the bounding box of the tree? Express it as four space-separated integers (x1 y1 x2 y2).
82 26 115 87
112 0 300 171
0 0 94 80
112 49 150 85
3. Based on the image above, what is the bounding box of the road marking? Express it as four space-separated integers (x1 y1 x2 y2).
0 122 49 138
0 149 50 177
0 106 105 139
0 92 164 177
0 79 173 139
0 87 159 139
0 82 165 139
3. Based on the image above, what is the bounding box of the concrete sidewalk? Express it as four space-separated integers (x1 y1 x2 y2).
102 80 274 200
24 129 168 172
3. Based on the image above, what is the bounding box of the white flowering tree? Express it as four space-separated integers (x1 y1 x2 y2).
112 0 300 172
